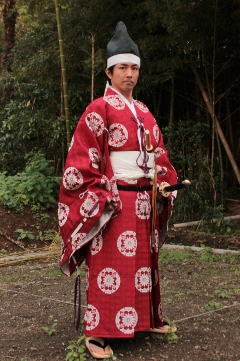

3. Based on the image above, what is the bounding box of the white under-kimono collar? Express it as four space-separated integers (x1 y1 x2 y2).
108 86 137 118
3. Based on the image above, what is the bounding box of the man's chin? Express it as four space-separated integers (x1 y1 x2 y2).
123 84 135 91
124 82 134 86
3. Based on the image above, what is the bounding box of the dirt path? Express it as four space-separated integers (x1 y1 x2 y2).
0 248 239 361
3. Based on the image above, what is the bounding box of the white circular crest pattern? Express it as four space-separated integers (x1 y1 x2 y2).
72 232 86 252
108 123 128 147
89 148 100 169
153 125 160 143
58 202 69 227
84 304 100 331
135 192 151 219
154 147 166 158
63 167 83 190
97 268 120 294
156 165 167 176
135 267 152 293
103 95 125 110
117 231 137 257
85 112 104 137
90 234 103 255
134 100 149 113
80 192 99 217
115 307 138 334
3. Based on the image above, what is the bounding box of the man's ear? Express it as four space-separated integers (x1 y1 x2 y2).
105 68 112 79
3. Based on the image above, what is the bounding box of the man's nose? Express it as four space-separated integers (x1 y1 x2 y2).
126 68 133 77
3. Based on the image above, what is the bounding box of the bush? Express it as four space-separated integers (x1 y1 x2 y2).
0 152 60 210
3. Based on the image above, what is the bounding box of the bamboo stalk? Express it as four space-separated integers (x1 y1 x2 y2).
54 0 71 147
173 215 240 228
191 64 240 184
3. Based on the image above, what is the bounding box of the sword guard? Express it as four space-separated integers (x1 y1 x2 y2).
158 182 170 197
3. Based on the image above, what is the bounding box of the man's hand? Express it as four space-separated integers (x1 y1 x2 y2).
104 200 118 211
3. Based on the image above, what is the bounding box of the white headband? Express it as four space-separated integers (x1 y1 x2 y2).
107 53 140 68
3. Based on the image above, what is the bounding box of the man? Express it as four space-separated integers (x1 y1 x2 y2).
58 21 178 359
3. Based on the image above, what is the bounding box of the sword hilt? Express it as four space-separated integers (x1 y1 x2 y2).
158 179 191 197
145 129 153 152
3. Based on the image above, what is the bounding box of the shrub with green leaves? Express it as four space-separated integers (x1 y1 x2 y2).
66 336 87 361
0 152 60 210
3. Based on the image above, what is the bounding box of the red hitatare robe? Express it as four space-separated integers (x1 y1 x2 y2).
58 87 177 338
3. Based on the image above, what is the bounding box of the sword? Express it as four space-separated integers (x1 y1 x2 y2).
158 179 191 197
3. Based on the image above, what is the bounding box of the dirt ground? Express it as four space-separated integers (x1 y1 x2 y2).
0 204 240 361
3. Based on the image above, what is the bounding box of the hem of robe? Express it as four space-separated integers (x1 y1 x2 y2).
84 322 164 339
61 209 116 276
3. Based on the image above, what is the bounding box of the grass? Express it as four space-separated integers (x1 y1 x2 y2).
159 248 240 324
0 248 239 361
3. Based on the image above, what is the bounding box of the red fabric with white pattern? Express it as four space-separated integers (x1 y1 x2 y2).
58 87 177 335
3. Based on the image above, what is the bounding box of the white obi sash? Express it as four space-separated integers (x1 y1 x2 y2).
110 151 155 181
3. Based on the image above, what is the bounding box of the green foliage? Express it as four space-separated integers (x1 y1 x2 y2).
42 321 58 336
36 229 58 242
31 205 51 224
162 329 178 344
214 289 231 299
66 336 87 361
15 229 34 241
160 318 178 344
0 99 66 174
201 219 240 237
204 300 222 310
164 119 229 223
0 152 60 210
160 248 192 264
0 0 239 223
199 246 214 263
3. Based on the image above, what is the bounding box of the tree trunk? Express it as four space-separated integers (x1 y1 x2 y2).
191 64 240 184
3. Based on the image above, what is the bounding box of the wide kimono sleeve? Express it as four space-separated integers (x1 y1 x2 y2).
58 98 121 276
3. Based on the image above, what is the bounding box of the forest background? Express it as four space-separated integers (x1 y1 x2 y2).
0 0 240 227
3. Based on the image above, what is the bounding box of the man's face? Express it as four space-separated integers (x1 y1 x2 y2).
106 63 139 97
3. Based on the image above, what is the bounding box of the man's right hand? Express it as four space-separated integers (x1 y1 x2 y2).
104 200 118 211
